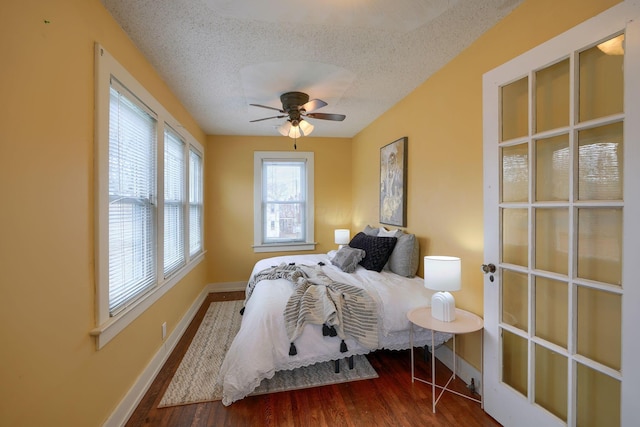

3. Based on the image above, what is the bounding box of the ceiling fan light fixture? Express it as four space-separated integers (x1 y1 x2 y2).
277 120 292 136
277 118 314 138
288 125 302 139
298 119 314 136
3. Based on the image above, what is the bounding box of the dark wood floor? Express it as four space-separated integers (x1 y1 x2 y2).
126 292 501 426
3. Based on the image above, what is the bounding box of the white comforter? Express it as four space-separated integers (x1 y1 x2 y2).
217 253 452 406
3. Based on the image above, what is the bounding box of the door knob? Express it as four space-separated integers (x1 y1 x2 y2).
481 263 496 282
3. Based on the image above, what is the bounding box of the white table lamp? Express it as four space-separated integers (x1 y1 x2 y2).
334 229 350 249
424 256 461 322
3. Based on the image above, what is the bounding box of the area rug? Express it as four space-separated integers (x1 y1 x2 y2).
158 300 378 407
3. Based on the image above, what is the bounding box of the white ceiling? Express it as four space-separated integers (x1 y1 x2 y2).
100 0 523 138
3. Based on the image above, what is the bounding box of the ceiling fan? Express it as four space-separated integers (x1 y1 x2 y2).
250 91 346 138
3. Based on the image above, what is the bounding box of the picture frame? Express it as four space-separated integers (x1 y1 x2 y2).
379 137 407 227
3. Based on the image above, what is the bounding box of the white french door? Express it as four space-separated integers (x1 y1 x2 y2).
482 3 640 426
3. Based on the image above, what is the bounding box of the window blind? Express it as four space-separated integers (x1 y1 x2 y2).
189 149 203 256
164 128 186 276
108 83 157 315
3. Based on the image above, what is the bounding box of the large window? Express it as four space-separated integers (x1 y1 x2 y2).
93 44 204 348
253 152 315 252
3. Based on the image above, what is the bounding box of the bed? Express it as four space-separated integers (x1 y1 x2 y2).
217 228 453 406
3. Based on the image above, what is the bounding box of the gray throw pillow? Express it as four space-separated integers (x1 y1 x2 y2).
388 233 420 277
331 246 366 273
363 225 380 236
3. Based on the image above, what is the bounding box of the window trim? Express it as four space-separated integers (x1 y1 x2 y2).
253 151 316 252
92 44 205 349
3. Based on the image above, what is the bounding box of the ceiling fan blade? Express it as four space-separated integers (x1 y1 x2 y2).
250 115 287 122
250 103 284 113
306 112 346 121
301 99 327 113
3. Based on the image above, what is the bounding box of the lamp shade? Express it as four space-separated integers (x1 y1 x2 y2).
277 121 291 137
298 119 314 136
334 229 350 245
424 256 461 292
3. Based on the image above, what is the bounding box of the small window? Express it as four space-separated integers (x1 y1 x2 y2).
253 152 315 252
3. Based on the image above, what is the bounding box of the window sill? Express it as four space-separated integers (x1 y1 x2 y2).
90 251 206 349
253 242 317 253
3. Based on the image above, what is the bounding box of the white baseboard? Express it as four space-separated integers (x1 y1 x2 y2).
434 345 482 396
103 287 211 427
208 281 246 292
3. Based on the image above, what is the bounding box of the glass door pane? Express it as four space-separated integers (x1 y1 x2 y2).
502 209 528 266
502 269 528 331
502 143 529 202
579 35 624 122
577 208 622 285
535 134 569 202
576 363 621 427
502 77 529 141
577 286 621 370
534 208 569 275
535 59 570 133
534 277 567 348
535 345 567 421
502 329 528 396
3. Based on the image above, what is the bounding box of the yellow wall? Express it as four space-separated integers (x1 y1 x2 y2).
0 1 207 426
206 135 353 283
351 0 620 369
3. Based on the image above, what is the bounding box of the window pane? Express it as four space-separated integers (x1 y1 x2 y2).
189 149 203 256
577 286 621 370
502 269 528 332
502 329 528 397
535 59 569 133
501 77 529 141
577 208 622 285
535 208 568 275
578 122 623 201
502 143 529 203
535 134 569 202
579 34 624 122
535 344 567 422
576 363 620 427
502 208 528 266
108 86 156 313
164 129 185 276
263 161 306 243
535 276 567 348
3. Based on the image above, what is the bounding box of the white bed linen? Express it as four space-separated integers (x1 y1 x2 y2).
217 253 452 406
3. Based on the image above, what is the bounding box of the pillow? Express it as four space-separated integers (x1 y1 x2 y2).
378 227 402 237
331 246 366 273
363 225 380 236
348 232 397 272
387 233 420 277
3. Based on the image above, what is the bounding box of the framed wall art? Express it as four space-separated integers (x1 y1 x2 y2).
379 137 407 227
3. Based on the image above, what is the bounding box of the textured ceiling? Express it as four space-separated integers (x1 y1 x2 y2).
100 0 523 138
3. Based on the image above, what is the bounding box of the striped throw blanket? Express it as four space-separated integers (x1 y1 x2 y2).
244 263 379 355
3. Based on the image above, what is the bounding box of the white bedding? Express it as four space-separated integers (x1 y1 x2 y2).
217 252 452 406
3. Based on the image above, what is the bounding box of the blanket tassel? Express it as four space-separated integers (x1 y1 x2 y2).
340 340 348 353
239 307 245 315
289 342 297 356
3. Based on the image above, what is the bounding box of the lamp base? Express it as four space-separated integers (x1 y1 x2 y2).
431 291 456 322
